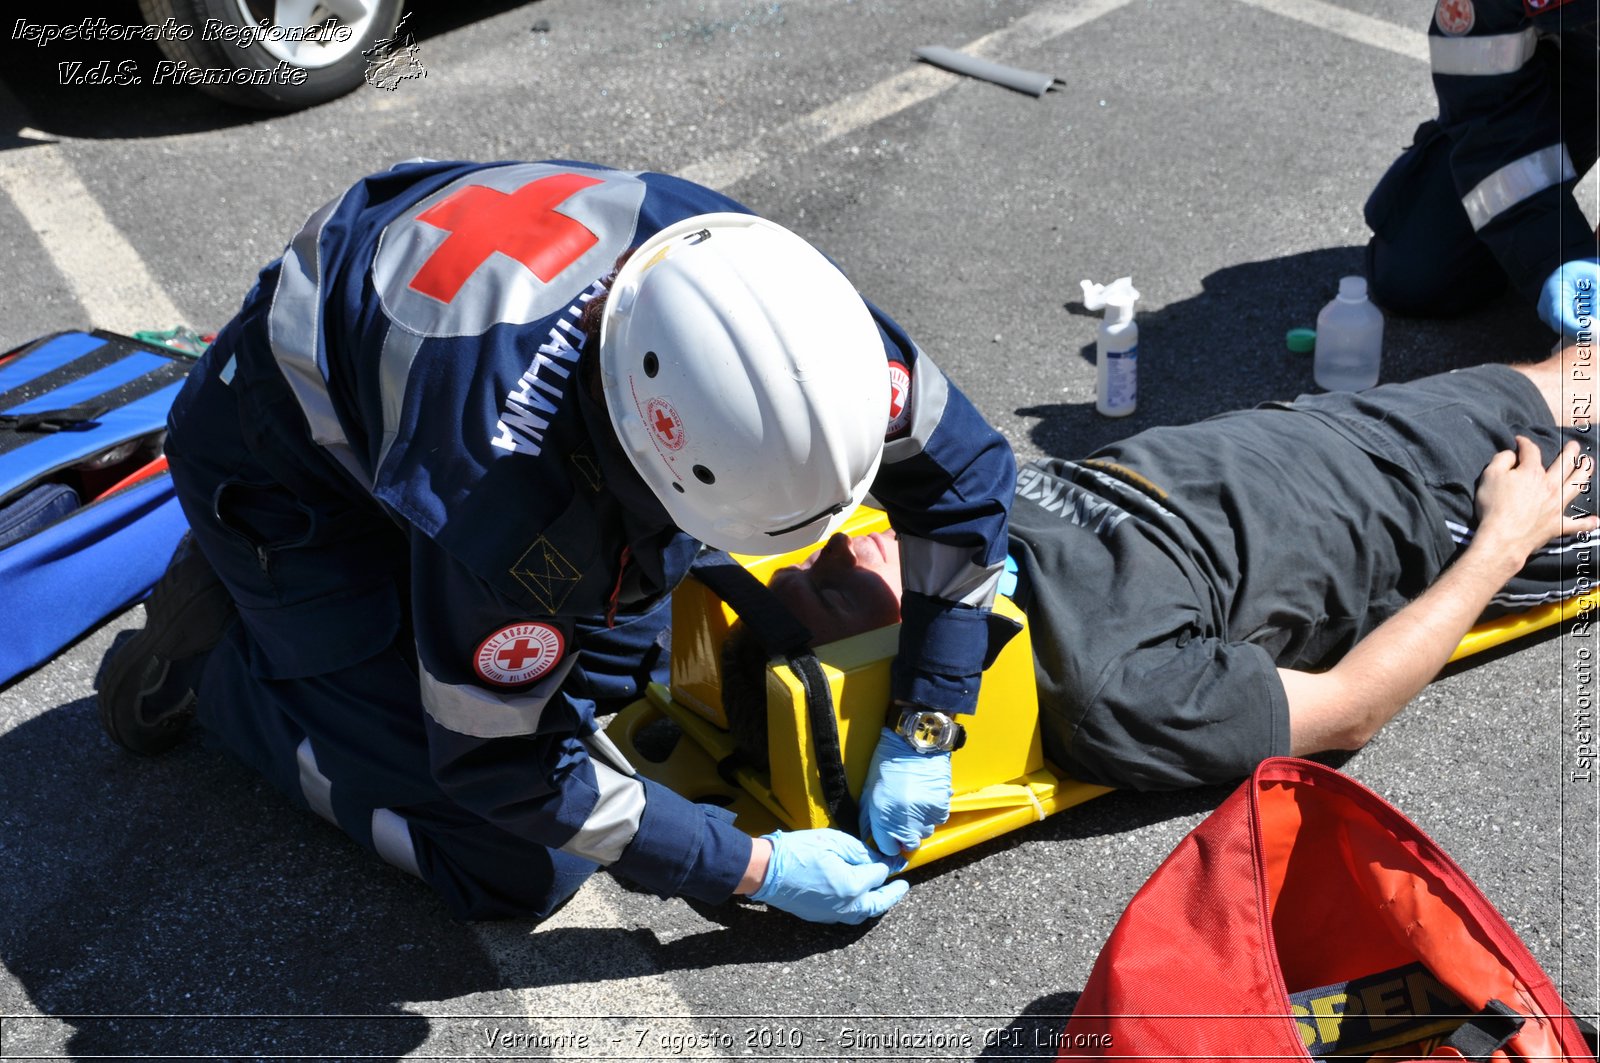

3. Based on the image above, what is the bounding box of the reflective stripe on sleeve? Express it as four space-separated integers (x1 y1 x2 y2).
1461 143 1577 231
266 189 370 485
419 655 578 739
882 347 950 463
1429 29 1537 76
375 323 425 476
899 533 1004 608
584 728 638 777
558 759 647 865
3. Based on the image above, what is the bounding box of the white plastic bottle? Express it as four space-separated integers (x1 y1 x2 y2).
1313 276 1384 391
1081 276 1140 417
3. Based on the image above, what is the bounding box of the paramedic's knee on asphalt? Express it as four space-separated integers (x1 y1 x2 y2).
1363 2 1597 338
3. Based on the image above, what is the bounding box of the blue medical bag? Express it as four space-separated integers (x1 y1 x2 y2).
0 329 196 685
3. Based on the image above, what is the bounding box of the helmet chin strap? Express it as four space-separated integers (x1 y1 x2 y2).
764 498 851 540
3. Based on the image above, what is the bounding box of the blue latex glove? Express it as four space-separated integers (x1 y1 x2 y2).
1537 259 1600 340
750 828 909 924
859 727 952 855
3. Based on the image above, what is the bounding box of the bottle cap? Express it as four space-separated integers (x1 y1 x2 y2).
1081 277 1140 312
1338 276 1368 300
1286 328 1316 354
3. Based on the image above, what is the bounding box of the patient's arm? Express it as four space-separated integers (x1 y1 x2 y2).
1282 438 1594 755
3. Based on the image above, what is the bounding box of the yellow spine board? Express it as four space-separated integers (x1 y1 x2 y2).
609 506 1108 868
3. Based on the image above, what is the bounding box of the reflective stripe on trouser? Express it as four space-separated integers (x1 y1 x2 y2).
298 737 422 879
1362 121 1507 316
193 622 597 921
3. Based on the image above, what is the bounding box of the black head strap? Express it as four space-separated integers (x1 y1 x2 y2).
689 549 860 833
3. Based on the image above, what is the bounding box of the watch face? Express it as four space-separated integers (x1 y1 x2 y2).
906 711 955 752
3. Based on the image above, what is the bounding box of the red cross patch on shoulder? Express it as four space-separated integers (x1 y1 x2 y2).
886 362 912 438
1435 0 1475 35
474 622 565 687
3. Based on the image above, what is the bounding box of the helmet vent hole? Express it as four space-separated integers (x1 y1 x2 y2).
672 482 685 493
693 465 716 485
643 352 659 378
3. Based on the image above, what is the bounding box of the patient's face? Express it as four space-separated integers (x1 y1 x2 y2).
768 531 903 643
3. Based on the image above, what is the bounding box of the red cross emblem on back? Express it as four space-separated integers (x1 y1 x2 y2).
408 172 604 303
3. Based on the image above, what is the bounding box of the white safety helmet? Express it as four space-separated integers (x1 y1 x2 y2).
598 213 889 556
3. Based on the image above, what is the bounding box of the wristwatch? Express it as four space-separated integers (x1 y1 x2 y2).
887 703 967 754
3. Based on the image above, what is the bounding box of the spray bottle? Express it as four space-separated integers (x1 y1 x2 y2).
1081 276 1140 417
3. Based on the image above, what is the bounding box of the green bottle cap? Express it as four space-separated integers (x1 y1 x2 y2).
1286 328 1316 354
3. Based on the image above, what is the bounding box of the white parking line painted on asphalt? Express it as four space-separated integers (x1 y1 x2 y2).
466 884 704 1056
1228 0 1429 63
1234 0 1600 214
0 145 185 334
680 0 1138 190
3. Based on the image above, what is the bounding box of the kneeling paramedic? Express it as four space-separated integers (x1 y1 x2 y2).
1363 0 1597 339
95 160 1017 924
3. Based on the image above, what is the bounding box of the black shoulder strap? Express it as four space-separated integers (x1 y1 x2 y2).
689 549 860 834
1440 1000 1524 1061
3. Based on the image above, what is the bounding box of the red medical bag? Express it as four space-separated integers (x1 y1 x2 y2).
1061 758 1594 1061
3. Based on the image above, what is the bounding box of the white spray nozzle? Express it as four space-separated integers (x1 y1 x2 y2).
1081 276 1140 318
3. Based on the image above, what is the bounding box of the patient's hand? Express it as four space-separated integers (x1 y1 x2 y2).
1473 437 1594 565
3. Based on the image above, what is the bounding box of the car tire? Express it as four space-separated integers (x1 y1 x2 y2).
137 0 404 111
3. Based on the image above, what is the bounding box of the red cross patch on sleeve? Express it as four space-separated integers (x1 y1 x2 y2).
886 362 912 438
1435 0 1475 35
474 622 566 686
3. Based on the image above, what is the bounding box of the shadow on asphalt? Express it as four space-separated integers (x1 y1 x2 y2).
1020 246 1548 458
0 692 502 1059
977 991 1083 1059
1 684 882 1058
891 783 1234 892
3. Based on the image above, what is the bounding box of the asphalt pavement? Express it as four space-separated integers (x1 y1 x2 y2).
0 0 1595 1059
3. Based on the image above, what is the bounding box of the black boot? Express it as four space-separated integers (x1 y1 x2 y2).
96 534 236 755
